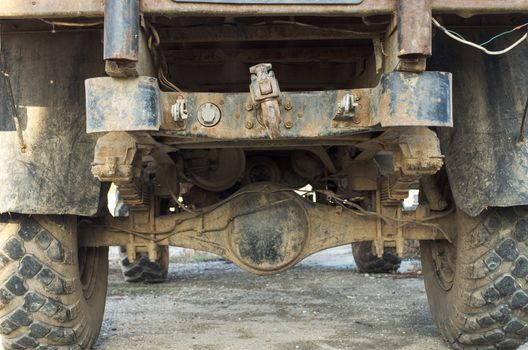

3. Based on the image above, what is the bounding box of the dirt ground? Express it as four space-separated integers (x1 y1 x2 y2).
92 246 527 350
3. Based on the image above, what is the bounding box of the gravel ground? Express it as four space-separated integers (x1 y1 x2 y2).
92 246 527 350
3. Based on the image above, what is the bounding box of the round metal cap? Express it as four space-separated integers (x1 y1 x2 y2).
197 102 221 127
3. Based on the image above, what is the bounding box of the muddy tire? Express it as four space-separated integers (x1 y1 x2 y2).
352 241 401 273
0 215 108 350
421 207 528 349
119 246 169 283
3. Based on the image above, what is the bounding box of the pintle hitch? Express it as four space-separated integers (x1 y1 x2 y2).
249 63 282 139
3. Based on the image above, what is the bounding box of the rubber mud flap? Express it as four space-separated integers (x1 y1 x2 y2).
0 32 104 216
429 28 528 216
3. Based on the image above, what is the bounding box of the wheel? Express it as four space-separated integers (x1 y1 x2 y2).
352 241 401 273
119 246 169 283
421 207 528 349
0 215 108 350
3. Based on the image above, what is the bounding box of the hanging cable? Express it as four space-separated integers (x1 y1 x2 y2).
480 23 528 46
40 19 103 28
142 19 184 94
108 186 454 244
432 18 528 55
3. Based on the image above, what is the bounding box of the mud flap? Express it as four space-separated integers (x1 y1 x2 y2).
0 32 104 216
429 28 528 216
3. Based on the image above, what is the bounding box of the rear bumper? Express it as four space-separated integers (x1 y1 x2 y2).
85 71 452 142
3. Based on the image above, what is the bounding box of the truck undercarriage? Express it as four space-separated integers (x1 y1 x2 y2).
2 1 528 349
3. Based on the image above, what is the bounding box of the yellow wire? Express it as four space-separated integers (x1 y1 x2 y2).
40 19 103 27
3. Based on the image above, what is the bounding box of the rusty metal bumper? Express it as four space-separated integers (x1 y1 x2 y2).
85 71 452 140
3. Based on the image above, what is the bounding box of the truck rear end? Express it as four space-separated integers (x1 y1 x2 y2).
1 1 528 349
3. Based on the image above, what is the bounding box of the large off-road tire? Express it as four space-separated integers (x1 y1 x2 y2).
421 207 528 349
352 241 401 273
0 215 108 350
119 246 169 283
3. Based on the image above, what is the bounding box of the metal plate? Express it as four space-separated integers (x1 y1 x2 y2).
173 0 363 4
376 71 453 127
85 76 162 133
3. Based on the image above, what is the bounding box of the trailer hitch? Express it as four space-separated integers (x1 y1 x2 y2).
249 63 282 139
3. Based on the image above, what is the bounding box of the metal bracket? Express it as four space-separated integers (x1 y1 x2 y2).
334 93 360 122
86 76 162 133
171 96 188 122
126 237 160 263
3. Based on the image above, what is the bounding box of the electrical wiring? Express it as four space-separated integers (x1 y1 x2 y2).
159 69 184 93
108 187 454 245
480 23 528 46
443 23 528 46
251 20 385 36
40 19 103 27
144 21 185 94
318 189 454 242
432 18 528 55
109 195 298 244
166 179 197 214
433 19 528 140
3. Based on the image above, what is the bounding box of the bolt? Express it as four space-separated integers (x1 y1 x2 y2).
284 100 292 111
201 111 216 124
245 121 254 129
284 121 293 129
197 103 221 127
245 103 254 111
352 115 361 124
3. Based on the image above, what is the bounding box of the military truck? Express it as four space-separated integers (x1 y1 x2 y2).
1 0 528 349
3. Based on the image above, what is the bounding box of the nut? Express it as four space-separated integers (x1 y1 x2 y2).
197 102 221 127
